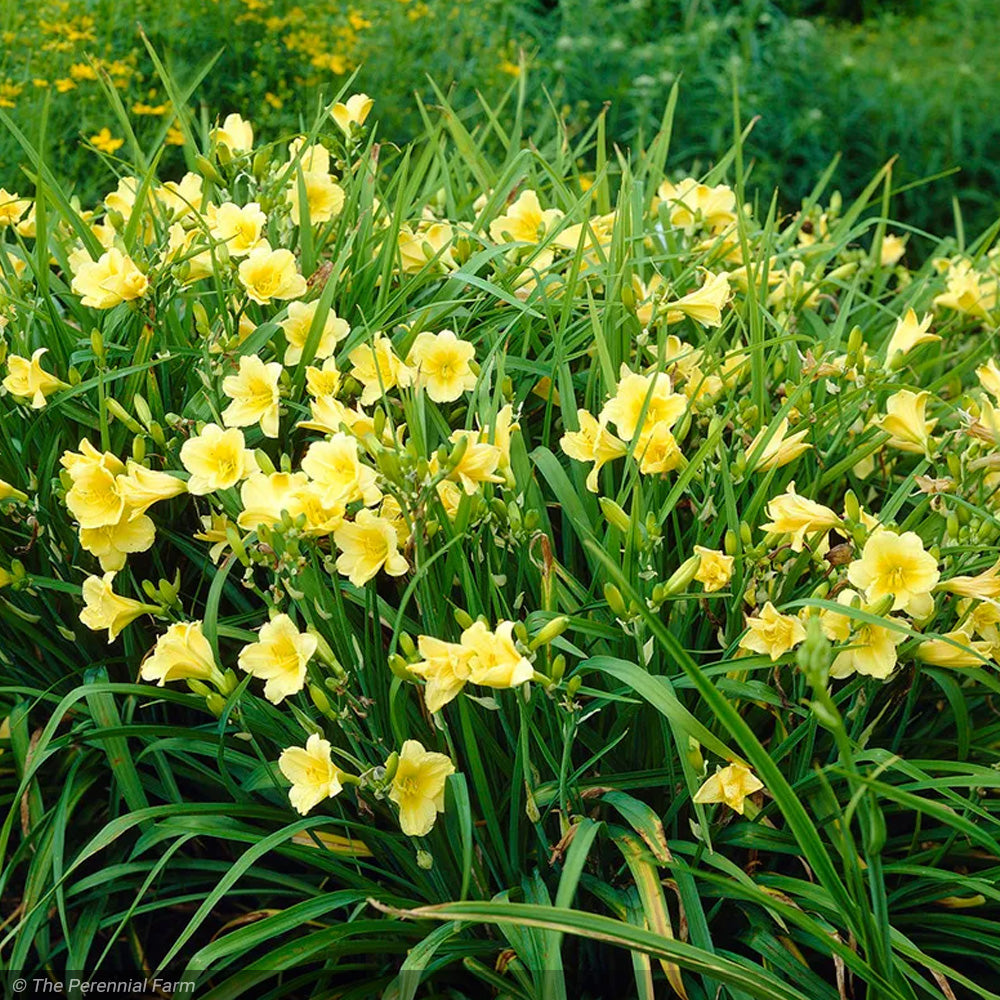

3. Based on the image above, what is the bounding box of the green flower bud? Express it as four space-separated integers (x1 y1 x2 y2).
252 147 271 181
843 489 860 523
604 583 627 618
525 784 541 823
447 434 469 469
133 393 153 427
309 683 332 715
686 736 704 774
195 153 224 184
105 398 144 434
529 615 570 650
864 594 895 618
662 554 701 597
551 654 566 684
599 497 631 533
205 693 227 717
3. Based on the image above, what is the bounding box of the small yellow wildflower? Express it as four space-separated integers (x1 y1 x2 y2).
89 128 124 154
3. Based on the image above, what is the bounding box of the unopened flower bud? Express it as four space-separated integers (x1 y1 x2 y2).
663 554 701 597
530 615 570 650
604 583 627 618
599 497 631 532
195 153 224 184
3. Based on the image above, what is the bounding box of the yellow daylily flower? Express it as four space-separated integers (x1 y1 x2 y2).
333 509 408 586
460 620 533 689
71 248 148 309
745 418 812 473
180 424 258 494
739 602 807 661
221 355 283 438
559 409 627 492
281 301 350 366
140 621 224 688
884 308 938 362
761 481 840 552
409 635 476 713
279 733 344 815
212 112 254 153
407 329 477 403
600 366 687 442
331 93 374 134
238 244 307 305
238 613 317 704
347 335 412 405
489 189 563 245
847 529 939 617
207 201 266 257
693 546 734 593
876 389 936 455
3 348 64 408
79 572 157 642
301 433 381 508
389 739 455 837
693 762 763 815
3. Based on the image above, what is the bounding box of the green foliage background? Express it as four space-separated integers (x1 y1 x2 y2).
1 0 998 238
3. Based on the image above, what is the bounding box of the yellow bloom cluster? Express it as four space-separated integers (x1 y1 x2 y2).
2 91 999 857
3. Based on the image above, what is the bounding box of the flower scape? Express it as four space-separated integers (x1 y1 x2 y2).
2 83 1000 997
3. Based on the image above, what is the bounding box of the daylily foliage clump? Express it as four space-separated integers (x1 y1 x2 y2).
3 85 1000 996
